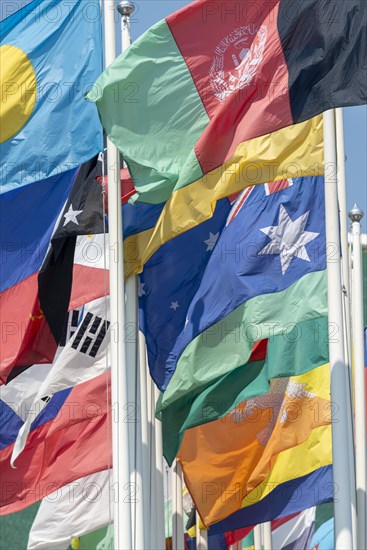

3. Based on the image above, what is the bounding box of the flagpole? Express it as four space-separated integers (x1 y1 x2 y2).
116 3 147 549
349 204 366 550
335 107 357 546
262 522 272 550
196 512 208 550
139 332 151 549
323 109 353 549
155 384 166 549
172 459 185 550
253 525 262 550
103 1 132 549
148 373 158 549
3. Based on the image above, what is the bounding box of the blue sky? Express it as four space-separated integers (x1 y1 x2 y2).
2 0 366 230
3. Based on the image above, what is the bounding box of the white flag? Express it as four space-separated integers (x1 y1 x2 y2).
28 470 112 550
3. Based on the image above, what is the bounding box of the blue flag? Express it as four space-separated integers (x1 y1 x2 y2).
165 176 326 380
0 0 102 192
137 198 231 390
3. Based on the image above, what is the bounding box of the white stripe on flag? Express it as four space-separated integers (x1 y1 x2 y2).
272 507 316 548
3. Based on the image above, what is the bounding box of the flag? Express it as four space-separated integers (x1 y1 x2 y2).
138 197 231 389
123 117 324 278
187 509 316 550
11 297 110 465
178 362 331 525
209 465 333 537
0 306 111 514
39 155 143 352
38 156 106 345
28 470 111 550
239 509 316 550
308 518 334 550
158 176 327 460
365 327 367 430
90 0 367 207
271 507 316 550
0 169 76 384
0 0 102 190
0 501 40 549
363 245 367 325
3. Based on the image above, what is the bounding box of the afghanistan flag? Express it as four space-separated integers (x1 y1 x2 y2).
89 0 365 208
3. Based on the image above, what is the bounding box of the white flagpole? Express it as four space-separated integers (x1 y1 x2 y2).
116 4 147 549
104 1 132 548
148 374 158 549
154 384 166 549
349 204 366 550
253 525 262 550
172 459 185 550
262 521 272 550
196 512 208 550
139 332 151 548
335 107 358 546
323 109 353 549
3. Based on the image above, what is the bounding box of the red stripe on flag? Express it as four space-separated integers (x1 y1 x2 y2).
0 373 110 515
167 0 292 171
227 186 254 225
69 264 108 313
265 178 293 195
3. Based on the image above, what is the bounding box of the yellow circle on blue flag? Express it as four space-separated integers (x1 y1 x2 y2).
0 44 37 143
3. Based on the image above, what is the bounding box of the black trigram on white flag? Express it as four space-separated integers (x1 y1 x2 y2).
71 312 110 358
59 309 81 348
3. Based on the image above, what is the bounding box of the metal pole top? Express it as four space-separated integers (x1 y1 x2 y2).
117 1 135 16
348 204 364 223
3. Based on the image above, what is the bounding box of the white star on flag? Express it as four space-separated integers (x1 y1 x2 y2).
170 301 180 311
204 232 219 252
258 205 319 275
63 204 83 227
138 278 146 297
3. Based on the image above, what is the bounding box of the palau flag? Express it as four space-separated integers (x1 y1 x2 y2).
0 0 103 383
0 0 103 190
90 0 366 274
159 176 327 459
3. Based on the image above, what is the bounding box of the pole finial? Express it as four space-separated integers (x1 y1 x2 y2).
117 1 135 16
348 203 364 223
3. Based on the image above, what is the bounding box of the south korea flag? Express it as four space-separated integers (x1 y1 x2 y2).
11 297 110 466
